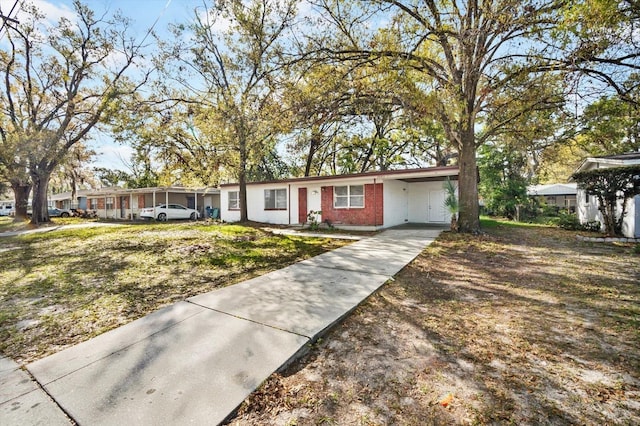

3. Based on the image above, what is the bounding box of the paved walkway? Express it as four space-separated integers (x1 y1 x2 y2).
0 228 442 425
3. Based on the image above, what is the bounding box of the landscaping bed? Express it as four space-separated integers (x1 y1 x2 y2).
0 220 349 364
228 220 640 425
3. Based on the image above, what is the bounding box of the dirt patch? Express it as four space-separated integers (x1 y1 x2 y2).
228 223 640 425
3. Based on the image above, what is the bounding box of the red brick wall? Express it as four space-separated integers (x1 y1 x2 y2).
96 198 105 209
138 195 146 208
321 183 383 226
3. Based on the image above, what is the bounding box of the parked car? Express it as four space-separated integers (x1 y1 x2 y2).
26 208 72 217
50 208 72 217
139 204 200 221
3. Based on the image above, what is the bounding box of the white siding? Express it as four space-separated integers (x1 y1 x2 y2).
576 189 602 227
408 182 429 223
634 195 640 238
576 175 639 238
383 179 408 227
220 186 241 222
406 181 452 224
248 184 291 224
221 184 292 224
621 195 639 238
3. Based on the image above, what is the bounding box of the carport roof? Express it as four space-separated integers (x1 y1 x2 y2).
50 186 220 200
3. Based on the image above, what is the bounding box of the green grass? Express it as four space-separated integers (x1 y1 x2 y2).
0 221 349 363
0 215 23 232
480 215 555 229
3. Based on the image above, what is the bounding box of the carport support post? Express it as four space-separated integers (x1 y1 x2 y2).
373 177 377 227
129 193 133 220
165 191 168 207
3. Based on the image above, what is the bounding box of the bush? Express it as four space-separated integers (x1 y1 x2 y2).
582 220 602 232
540 204 561 217
556 212 582 230
555 212 601 232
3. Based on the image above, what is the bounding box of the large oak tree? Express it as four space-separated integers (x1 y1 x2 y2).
0 1 147 223
308 0 573 232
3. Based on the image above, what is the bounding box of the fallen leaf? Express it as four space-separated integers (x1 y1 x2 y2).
439 392 454 407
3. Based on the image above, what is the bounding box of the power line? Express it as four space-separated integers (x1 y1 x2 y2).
0 0 21 40
139 0 173 46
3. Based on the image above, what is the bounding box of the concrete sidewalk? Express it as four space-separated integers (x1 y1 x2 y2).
1 228 441 425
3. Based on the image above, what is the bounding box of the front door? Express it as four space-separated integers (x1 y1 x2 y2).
120 196 126 219
428 190 448 223
298 188 307 224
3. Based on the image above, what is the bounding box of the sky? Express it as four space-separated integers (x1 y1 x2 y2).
0 0 206 171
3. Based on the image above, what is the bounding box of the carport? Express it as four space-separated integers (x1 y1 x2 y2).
86 186 220 220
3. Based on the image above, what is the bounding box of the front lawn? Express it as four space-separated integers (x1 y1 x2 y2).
229 219 640 425
0 221 349 363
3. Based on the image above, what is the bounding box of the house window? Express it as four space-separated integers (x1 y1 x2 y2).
90 198 97 210
106 197 114 210
264 188 287 210
334 185 364 208
228 191 240 210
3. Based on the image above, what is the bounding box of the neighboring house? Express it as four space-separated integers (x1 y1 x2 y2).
573 152 640 238
51 186 220 220
50 189 93 211
220 166 459 230
527 183 577 212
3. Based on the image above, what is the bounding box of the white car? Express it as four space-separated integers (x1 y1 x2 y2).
140 204 200 221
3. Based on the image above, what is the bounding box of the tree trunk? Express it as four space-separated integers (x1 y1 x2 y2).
239 137 249 222
30 170 52 225
457 134 480 233
71 173 78 207
10 180 31 221
304 131 320 177
450 214 458 232
599 196 619 236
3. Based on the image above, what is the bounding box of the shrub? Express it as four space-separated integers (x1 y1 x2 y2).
555 211 601 232
307 210 322 231
583 220 602 232
556 212 582 230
